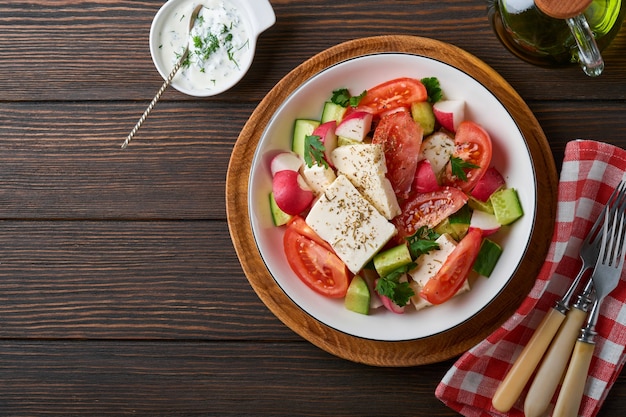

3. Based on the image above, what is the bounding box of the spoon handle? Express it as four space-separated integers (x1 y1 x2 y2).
122 53 186 149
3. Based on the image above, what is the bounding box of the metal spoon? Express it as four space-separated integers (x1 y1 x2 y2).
121 4 204 149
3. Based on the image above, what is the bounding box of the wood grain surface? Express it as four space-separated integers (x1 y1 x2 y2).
1 0 626 415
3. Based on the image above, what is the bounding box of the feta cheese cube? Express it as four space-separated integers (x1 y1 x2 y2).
301 163 336 195
305 175 397 274
409 233 470 310
331 144 401 220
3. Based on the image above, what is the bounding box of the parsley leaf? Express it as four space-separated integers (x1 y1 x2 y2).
349 90 367 107
375 263 416 307
406 226 440 259
331 88 367 108
331 88 351 107
450 156 480 182
421 77 443 103
303 135 328 168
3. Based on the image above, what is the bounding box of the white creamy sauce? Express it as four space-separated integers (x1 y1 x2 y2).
158 0 250 94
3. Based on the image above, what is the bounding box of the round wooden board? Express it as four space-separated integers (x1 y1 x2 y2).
226 35 558 366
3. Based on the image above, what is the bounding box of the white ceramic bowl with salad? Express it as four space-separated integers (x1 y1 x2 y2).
248 53 537 342
149 0 275 97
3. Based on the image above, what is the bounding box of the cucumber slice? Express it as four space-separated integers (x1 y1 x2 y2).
321 101 347 124
411 101 436 135
269 192 293 226
344 275 370 315
490 188 524 225
373 244 412 277
435 204 471 241
473 238 503 277
292 119 320 157
468 196 494 214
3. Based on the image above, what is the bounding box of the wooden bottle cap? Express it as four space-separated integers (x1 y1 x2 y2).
534 0 593 19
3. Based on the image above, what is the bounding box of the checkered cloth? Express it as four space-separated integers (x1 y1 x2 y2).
436 140 626 417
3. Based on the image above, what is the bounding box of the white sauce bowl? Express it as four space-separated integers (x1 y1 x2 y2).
149 0 275 97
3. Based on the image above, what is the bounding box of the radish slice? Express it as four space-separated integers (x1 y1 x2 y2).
270 151 303 176
469 209 501 236
413 159 440 193
471 166 506 201
312 121 338 165
335 111 373 142
433 99 465 132
379 294 406 314
272 170 314 215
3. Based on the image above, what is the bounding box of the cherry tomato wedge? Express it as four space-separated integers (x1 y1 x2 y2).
420 228 483 305
283 217 350 298
392 187 468 241
372 111 423 199
356 77 427 115
443 121 493 193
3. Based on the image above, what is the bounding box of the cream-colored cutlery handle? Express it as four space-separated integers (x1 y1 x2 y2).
552 340 595 417
524 307 588 417
492 308 565 412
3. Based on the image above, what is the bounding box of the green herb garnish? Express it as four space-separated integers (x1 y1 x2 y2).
421 77 443 103
406 226 440 259
450 156 480 182
375 264 416 307
331 88 367 108
303 135 328 168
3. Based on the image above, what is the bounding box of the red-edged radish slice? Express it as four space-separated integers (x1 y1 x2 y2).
272 170 314 215
471 166 506 202
270 151 303 176
312 121 338 165
379 294 406 314
335 111 373 142
433 99 465 132
413 159 440 194
469 209 501 236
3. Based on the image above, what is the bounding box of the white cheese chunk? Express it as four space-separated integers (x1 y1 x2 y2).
301 163 336 195
408 233 470 310
305 175 397 274
330 144 401 220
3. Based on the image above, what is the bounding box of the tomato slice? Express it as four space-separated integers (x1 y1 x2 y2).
420 228 482 305
356 77 427 115
372 111 423 199
443 121 493 193
283 217 350 298
392 187 468 241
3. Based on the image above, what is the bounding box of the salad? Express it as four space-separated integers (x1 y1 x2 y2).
267 77 523 316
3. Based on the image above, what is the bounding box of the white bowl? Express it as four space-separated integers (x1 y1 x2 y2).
248 53 537 341
149 0 275 97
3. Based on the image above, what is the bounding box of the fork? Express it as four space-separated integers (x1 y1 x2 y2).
553 202 626 417
492 181 626 413
523 181 626 417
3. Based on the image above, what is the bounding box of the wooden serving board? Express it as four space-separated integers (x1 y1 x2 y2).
226 35 558 366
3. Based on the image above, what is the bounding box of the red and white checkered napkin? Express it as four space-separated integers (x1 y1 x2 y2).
436 140 626 417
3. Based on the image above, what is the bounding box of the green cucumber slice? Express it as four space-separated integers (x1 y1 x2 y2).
373 244 412 277
292 119 320 157
344 275 370 315
321 101 347 124
269 192 293 226
473 238 503 277
490 188 524 225
410 101 435 135
468 196 495 214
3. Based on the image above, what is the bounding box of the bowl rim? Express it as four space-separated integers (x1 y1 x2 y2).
226 35 558 366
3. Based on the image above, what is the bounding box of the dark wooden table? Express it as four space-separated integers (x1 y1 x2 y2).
1 1 625 415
